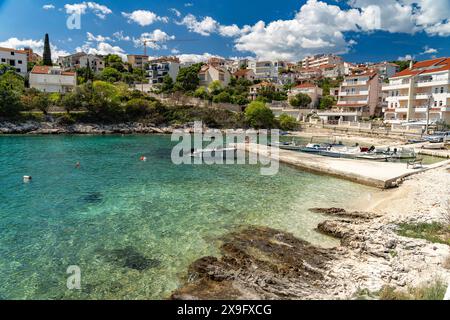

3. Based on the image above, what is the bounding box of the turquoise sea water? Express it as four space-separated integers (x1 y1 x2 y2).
0 135 374 300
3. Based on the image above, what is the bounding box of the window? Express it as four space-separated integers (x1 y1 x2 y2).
440 87 444 94
435 87 439 94
434 101 438 107
439 101 443 106
16 68 20 73
18 60 22 64
1 58 5 62
10 52 15 56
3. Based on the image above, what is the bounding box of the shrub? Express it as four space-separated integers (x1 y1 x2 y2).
212 91 231 103
278 114 298 131
245 101 275 129
290 93 312 108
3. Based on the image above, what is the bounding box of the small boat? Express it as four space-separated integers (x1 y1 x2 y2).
272 139 304 151
300 143 329 153
408 138 427 144
422 142 445 150
318 146 361 159
191 147 238 159
356 154 391 161
375 147 416 159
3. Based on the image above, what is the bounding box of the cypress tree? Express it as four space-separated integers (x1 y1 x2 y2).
43 34 52 66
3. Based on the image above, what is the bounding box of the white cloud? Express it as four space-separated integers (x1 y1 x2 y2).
170 8 181 17
398 54 414 61
86 32 110 42
122 10 168 26
231 0 450 61
112 31 131 42
64 2 112 19
0 37 69 61
218 25 242 37
421 46 438 55
176 53 219 64
132 30 176 50
178 14 219 36
76 42 126 60
184 3 193 7
43 4 55 10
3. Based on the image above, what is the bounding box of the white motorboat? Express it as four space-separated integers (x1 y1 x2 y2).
422 142 445 150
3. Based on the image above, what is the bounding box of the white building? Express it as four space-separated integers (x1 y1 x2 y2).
289 83 323 108
302 54 343 69
248 60 287 81
0 47 27 75
57 52 105 73
148 57 180 84
29 66 76 93
198 64 231 87
318 70 382 122
382 58 450 125
372 62 399 80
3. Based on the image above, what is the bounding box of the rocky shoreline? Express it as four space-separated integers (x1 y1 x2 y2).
171 167 450 300
0 121 178 135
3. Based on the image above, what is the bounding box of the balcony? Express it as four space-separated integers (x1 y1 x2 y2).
341 81 368 86
386 95 408 101
415 78 449 87
382 80 410 91
337 99 368 105
339 90 369 96
317 110 362 117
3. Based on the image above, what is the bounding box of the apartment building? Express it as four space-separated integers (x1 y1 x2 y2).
29 66 76 93
320 63 345 79
57 52 105 73
302 54 343 69
148 57 180 84
372 62 399 80
318 70 382 122
248 60 287 81
382 58 450 125
23 47 42 64
127 54 149 70
288 83 323 108
198 64 231 87
233 69 256 81
207 57 226 68
0 47 27 75
249 81 283 100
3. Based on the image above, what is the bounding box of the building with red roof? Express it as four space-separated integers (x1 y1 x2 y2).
382 57 450 124
0 47 28 75
289 83 323 109
29 65 77 93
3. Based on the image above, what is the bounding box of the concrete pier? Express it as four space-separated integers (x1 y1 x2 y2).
237 143 450 189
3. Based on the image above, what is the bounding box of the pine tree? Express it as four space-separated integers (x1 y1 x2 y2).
85 59 94 81
43 34 52 66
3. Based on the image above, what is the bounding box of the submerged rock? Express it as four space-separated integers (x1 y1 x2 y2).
81 192 103 204
99 246 161 271
171 226 336 300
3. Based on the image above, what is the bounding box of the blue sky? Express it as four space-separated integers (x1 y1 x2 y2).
0 0 449 63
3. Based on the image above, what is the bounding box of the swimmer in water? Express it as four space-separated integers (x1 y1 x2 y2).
75 162 80 168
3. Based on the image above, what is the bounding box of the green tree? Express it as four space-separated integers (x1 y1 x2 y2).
193 86 209 100
43 33 52 66
212 91 231 103
0 71 24 116
208 80 223 95
161 74 174 93
174 63 202 92
99 67 122 83
104 54 125 72
61 90 82 114
245 101 275 129
290 93 312 108
278 114 298 131
319 96 335 110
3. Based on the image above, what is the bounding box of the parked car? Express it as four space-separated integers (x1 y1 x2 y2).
424 131 450 143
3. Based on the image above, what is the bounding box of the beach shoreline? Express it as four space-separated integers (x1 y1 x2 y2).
171 165 450 300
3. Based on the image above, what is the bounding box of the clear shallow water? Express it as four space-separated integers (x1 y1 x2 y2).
0 135 374 300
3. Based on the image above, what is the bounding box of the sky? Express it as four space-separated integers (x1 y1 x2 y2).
0 0 449 63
